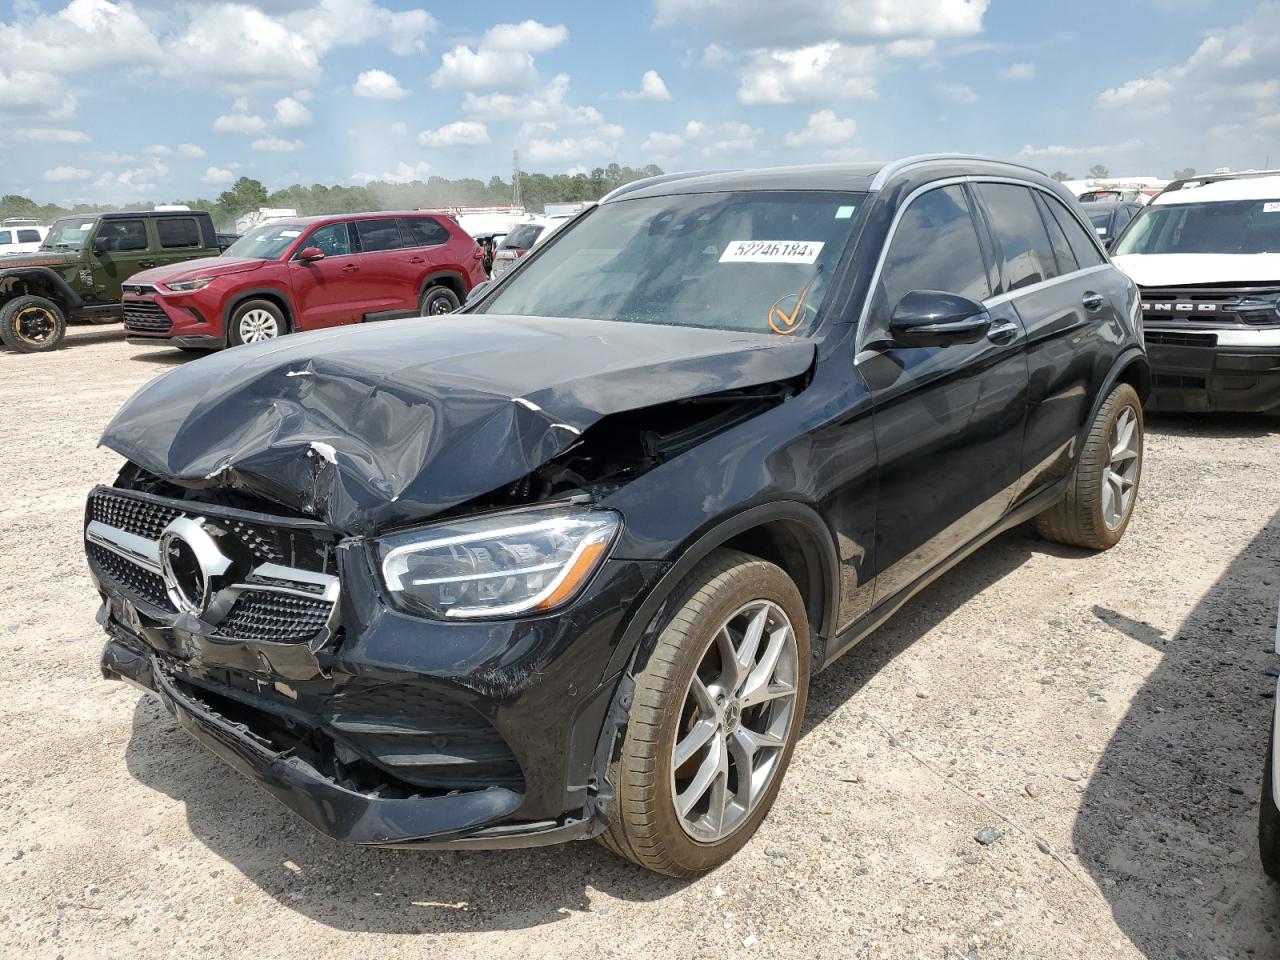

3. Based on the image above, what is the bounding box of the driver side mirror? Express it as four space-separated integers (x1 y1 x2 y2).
888 290 991 347
298 246 325 263
465 279 493 304
93 237 109 254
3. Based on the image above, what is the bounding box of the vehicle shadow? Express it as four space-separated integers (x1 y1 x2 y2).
1071 510 1280 957
128 349 194 366
1146 410 1280 439
0 326 124 353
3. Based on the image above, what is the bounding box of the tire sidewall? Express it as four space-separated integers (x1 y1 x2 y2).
622 558 811 872
1084 383 1144 547
228 299 286 347
420 286 460 317
0 295 67 353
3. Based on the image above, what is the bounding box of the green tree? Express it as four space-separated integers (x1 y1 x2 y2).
1050 171 1072 182
215 177 270 224
1173 166 1196 180
1088 164 1109 179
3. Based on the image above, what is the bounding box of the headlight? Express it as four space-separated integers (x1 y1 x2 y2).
162 276 216 293
378 506 621 620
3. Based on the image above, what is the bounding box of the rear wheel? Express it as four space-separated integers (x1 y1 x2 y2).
1035 383 1143 550
228 299 286 347
419 285 460 317
598 550 810 877
0 295 67 353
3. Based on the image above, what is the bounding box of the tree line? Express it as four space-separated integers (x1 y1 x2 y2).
1050 165 1198 182
1 163 665 233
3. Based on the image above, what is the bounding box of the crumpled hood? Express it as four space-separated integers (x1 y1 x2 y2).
129 256 265 286
1111 253 1280 287
100 314 815 535
0 250 78 269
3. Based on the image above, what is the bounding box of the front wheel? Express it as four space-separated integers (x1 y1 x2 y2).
228 299 287 347
1035 382 1143 550
419 285 460 317
0 295 67 353
598 550 810 876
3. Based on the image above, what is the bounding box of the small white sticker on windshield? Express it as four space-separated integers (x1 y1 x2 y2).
1264 202 1280 213
835 205 856 219
720 240 824 264
1095 227 1107 234
79 222 94 229
280 229 302 237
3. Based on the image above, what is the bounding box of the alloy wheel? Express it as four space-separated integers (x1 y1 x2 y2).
1102 405 1140 529
13 305 57 347
671 600 799 843
238 309 279 343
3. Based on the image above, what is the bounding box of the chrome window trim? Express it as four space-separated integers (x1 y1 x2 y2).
867 155 1046 192
855 175 1112 352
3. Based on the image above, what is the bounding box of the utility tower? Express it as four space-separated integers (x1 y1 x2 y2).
512 150 522 208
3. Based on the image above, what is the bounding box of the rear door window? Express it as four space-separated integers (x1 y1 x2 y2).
400 217 450 247
977 183 1059 291
1033 193 1078 274
156 217 200 249
355 218 405 253
16 229 41 243
1043 196 1107 268
879 185 992 308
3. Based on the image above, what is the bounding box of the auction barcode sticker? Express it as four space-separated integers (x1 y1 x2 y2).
1264 201 1280 213
720 240 824 264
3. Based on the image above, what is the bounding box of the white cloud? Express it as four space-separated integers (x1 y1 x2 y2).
1098 76 1174 109
143 144 172 156
463 73 603 126
527 125 624 164
432 45 538 89
202 165 234 184
784 110 857 146
482 20 568 52
252 136 302 152
99 151 135 163
44 165 91 182
0 68 77 119
702 43 734 66
274 95 312 127
621 69 672 101
354 69 409 99
349 160 431 185
418 120 491 147
176 143 205 158
653 0 990 47
1016 139 1141 159
738 42 879 104
937 81 978 103
12 127 90 143
999 61 1035 80
641 119 762 161
95 157 169 194
0 0 163 73
293 88 313 102
213 111 267 134
887 38 936 57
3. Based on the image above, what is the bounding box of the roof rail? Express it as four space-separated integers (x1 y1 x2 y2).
868 154 1047 191
1 217 41 226
1158 168 1280 196
599 170 726 203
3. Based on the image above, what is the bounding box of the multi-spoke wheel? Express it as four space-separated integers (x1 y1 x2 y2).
1035 382 1144 550
0 295 67 353
599 550 810 876
419 285 460 317
228 299 287 347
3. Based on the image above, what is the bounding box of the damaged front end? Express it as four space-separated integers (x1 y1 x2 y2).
90 314 813 847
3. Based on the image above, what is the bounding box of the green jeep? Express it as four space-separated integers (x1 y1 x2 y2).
0 210 222 353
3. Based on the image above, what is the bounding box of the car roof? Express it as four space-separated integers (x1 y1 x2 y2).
1154 174 1280 206
602 155 1057 202
248 211 451 228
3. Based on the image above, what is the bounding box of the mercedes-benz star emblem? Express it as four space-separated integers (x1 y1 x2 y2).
158 516 235 624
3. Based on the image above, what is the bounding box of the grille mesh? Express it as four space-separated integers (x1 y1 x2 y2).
88 542 173 611
218 590 332 643
124 299 172 333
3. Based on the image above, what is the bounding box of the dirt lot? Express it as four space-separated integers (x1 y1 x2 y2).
1 326 1278 959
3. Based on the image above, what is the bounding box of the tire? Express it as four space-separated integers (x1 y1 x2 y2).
1261 719 1280 883
1035 382 1143 550
228 299 287 347
419 285 460 317
599 549 811 877
0 295 67 353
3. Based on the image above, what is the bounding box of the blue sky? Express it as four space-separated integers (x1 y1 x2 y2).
2 0 1277 204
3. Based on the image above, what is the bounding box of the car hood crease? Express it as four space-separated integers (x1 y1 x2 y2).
99 315 815 535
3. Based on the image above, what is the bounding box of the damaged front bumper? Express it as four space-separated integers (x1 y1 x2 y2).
88 485 668 849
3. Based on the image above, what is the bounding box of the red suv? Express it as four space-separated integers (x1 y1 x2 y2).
122 212 487 349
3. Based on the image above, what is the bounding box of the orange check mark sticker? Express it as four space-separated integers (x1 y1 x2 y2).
768 280 816 335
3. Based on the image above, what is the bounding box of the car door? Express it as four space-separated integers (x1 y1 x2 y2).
855 182 1029 605
974 184 1123 501
152 216 209 270
352 218 412 313
88 218 153 301
286 222 362 330
399 217 455 308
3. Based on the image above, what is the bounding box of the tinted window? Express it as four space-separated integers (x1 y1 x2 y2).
156 217 200 248
0 231 10 244
1114 206 1136 231
500 224 546 250
355 218 404 253
1034 193 1077 273
302 222 352 257
16 229 41 243
400 217 449 247
1043 196 1107 268
1116 199 1280 256
96 219 147 252
978 184 1061 290
1087 209 1112 229
879 185 991 308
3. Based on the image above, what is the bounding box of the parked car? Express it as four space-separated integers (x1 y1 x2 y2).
121 212 487 349
0 219 48 255
1111 171 1280 413
0 210 222 353
87 157 1148 877
1081 200 1143 247
490 220 550 277
1260 603 1280 882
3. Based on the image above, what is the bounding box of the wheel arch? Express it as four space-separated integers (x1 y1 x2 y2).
0 267 81 311
418 270 468 303
1083 347 1150 443
223 287 295 339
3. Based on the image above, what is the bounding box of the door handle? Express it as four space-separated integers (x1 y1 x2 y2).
138 260 155 268
986 319 1019 345
1082 292 1105 311
408 256 425 264
342 264 359 273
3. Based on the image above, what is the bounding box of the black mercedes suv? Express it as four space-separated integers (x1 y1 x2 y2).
87 157 1149 876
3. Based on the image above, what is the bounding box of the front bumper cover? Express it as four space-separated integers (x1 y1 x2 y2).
1145 327 1280 413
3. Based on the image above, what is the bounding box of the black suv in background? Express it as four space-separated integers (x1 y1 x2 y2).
87 157 1148 876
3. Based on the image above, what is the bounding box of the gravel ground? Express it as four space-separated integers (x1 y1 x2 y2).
1 327 1278 959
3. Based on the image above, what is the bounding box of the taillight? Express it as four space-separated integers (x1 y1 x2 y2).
472 247 484 260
